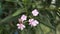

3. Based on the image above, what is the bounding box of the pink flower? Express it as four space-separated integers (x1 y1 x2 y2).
21 15 27 21
29 19 39 27
32 9 39 16
17 15 27 30
17 23 25 30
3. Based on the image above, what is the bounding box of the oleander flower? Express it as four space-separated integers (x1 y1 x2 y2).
32 9 39 16
17 14 27 30
29 19 39 27
21 15 27 21
17 23 25 30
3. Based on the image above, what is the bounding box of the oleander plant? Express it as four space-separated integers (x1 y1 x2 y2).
0 0 60 34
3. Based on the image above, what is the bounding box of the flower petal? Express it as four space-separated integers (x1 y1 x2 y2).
29 19 34 22
34 20 39 24
17 24 20 26
18 26 21 29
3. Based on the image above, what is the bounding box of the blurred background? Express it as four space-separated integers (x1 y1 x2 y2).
0 0 60 34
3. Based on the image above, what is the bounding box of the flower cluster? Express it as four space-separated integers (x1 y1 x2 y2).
17 9 39 30
17 15 27 30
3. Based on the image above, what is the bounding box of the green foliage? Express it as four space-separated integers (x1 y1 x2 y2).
0 0 60 34
0 2 3 16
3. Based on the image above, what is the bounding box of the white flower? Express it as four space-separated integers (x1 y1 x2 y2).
21 15 27 21
17 23 25 30
32 9 39 16
29 19 39 27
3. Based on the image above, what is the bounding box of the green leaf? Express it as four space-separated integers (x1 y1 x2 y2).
37 12 55 30
0 2 3 16
5 0 16 2
35 24 44 34
40 23 50 34
12 8 24 16
0 8 24 24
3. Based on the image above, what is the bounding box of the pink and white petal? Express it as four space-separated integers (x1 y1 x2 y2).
30 23 36 27
22 24 25 28
29 19 34 22
20 27 24 30
17 24 20 26
31 21 37 26
32 23 37 26
34 20 39 24
18 26 21 29
20 24 25 30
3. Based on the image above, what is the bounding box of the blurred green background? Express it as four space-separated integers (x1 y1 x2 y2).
0 0 60 34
